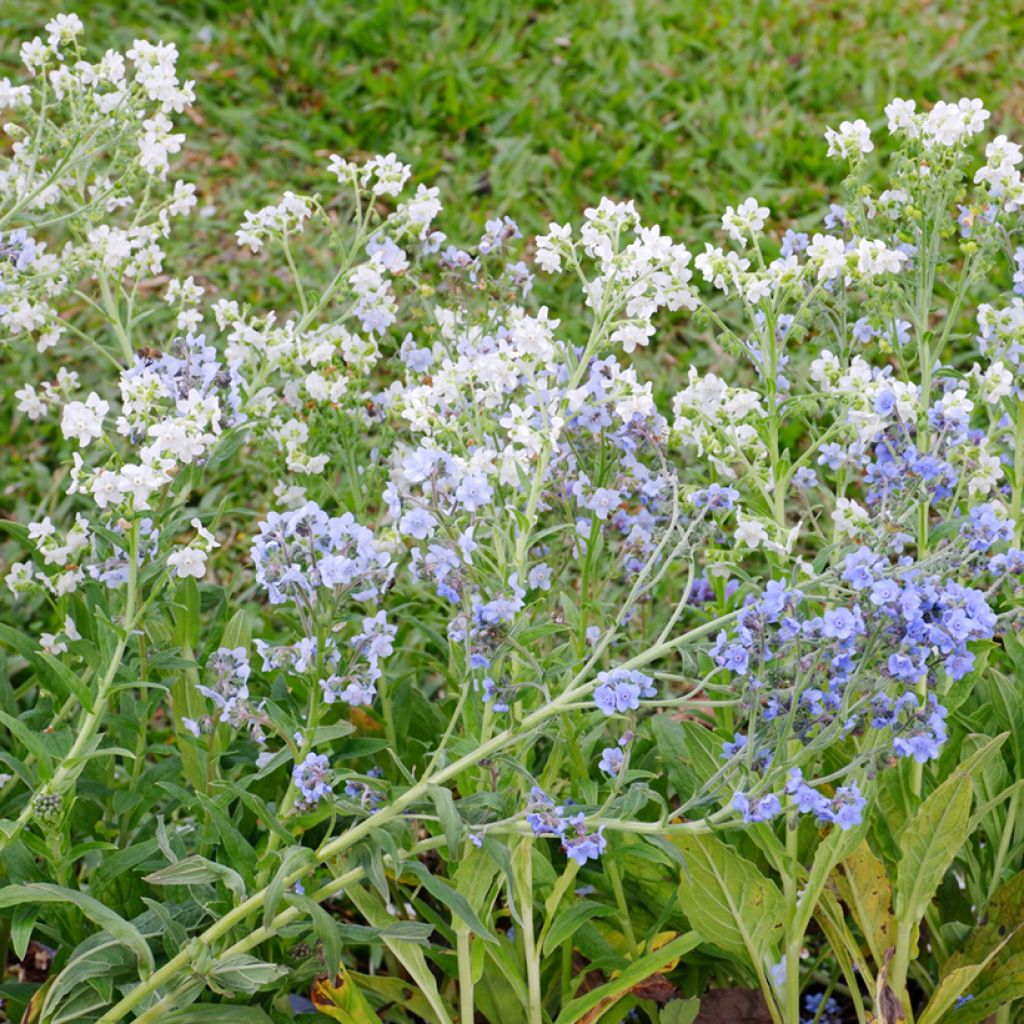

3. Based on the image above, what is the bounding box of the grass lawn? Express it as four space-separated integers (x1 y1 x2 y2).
4 0 1023 270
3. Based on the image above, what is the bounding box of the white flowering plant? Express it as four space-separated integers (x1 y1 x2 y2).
2 16 1024 1024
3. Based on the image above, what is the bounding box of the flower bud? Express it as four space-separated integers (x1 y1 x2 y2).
32 792 63 827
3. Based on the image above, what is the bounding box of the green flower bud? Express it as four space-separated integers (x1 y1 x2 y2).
32 792 63 827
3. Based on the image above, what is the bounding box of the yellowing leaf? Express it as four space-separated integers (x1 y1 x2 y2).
311 966 378 1024
836 840 897 973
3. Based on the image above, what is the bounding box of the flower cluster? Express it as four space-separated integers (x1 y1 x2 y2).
4 23 1024 1019
525 788 606 866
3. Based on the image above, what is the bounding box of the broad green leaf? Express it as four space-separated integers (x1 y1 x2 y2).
347 882 452 1024
660 999 701 1024
672 832 784 965
285 893 342 973
936 870 1024 1020
0 709 52 778
401 859 498 942
34 650 95 712
263 845 315 932
0 623 42 664
814 888 874 1002
554 931 700 1024
0 883 153 973
144 854 246 900
173 578 201 649
795 817 868 940
543 900 616 956
919 943 1010 1024
162 1010 274 1024
894 771 973 927
10 903 36 960
219 608 251 652
204 954 287 995
428 784 462 857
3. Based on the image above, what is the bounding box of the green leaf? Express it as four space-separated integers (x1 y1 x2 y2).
0 709 52 779
219 608 251 652
162 1010 274 1024
143 854 246 900
894 771 973 927
34 650 96 712
204 954 287 995
346 882 453 1024
401 859 498 942
0 883 153 973
672 832 785 966
660 999 701 1024
919 946 1010 1024
285 893 342 972
542 900 615 956
10 904 36 960
0 624 42 664
936 870 1024 1020
263 845 315 932
554 931 700 1024
173 579 201 649
428 783 463 857
795 816 869 940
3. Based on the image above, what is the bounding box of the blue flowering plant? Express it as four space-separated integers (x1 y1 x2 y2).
2 17 1024 1024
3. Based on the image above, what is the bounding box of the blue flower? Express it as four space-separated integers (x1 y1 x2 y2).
732 791 782 824
293 753 332 804
455 474 494 513
561 814 606 865
593 668 656 715
598 746 625 776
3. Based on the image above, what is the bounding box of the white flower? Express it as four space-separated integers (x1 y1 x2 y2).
15 384 46 420
885 98 917 135
535 223 572 272
400 183 442 227
40 633 67 656
721 197 769 244
824 119 873 159
972 361 1013 403
364 153 411 197
611 320 654 354
167 547 208 579
91 471 124 510
61 393 109 446
20 37 49 73
734 514 769 549
190 518 220 552
832 497 869 538
0 77 32 109
5 562 35 596
45 13 84 47
968 449 1003 498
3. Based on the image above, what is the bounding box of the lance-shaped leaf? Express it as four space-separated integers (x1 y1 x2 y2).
672 832 784 966
894 770 973 928
835 840 897 974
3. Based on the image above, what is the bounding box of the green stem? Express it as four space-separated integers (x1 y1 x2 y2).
606 858 638 954
456 926 475 1023
1011 400 1024 547
516 837 543 1024
0 524 140 853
